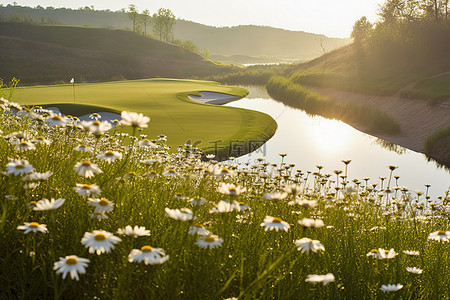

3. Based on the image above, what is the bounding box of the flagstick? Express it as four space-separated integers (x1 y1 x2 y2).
72 82 75 104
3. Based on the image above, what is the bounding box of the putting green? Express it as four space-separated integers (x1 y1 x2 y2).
14 78 277 157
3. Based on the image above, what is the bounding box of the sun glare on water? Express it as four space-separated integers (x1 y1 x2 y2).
308 118 353 152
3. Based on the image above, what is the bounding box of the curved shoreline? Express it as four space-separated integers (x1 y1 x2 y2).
310 86 450 169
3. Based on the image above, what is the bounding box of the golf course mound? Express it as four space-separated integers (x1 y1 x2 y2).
14 78 277 159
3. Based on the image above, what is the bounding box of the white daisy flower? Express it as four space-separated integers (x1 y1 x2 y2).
5 195 18 201
81 230 121 255
16 141 36 151
33 198 65 211
283 184 304 196
288 198 318 208
188 224 211 236
380 284 403 292
138 139 158 148
121 111 150 128
87 198 115 213
74 183 101 197
22 171 53 181
117 225 150 238
305 273 335 285
162 168 179 177
53 255 90 280
366 249 380 258
298 218 325 228
195 234 223 249
376 248 398 259
263 191 288 200
209 200 241 213
74 160 102 178
295 238 325 253
24 182 40 190
128 246 169 265
47 114 67 126
6 159 34 175
81 120 112 135
145 171 159 178
260 216 290 232
403 250 420 256
428 230 450 243
189 196 207 206
17 222 48 234
214 167 235 177
406 267 423 274
97 151 122 163
238 202 250 211
165 208 196 221
74 144 93 152
217 183 246 196
90 212 109 220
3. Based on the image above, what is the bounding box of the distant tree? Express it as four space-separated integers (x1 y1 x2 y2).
204 48 211 58
9 13 23 23
128 4 139 32
351 16 373 44
378 0 405 24
140 9 151 36
152 8 176 42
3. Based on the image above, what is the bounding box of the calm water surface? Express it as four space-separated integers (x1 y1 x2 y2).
225 86 450 199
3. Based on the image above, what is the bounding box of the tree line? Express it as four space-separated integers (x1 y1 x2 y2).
126 5 209 58
350 0 450 76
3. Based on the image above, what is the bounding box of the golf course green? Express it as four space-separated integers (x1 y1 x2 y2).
13 78 277 157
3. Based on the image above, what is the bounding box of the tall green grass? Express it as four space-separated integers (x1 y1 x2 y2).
0 99 448 299
266 76 400 134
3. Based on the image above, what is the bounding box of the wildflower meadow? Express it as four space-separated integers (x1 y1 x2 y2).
0 97 449 299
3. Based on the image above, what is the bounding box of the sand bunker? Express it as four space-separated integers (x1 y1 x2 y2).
188 92 242 105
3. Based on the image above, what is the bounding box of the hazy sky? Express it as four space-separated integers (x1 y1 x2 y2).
3 0 386 37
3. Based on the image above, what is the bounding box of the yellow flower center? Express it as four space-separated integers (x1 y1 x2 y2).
82 184 91 189
239 202 245 205
272 217 282 223
81 161 91 167
438 230 446 235
150 171 157 174
16 164 25 169
168 169 175 173
29 201 37 205
65 257 78 265
92 113 99 117
143 139 150 143
141 246 153 252
370 249 378 253
222 168 229 173
384 250 390 254
94 233 106 241
20 141 28 146
51 116 62 120
36 136 44 140
194 223 204 228
29 222 40 228
229 188 236 192
127 172 136 176
25 108 32 113
93 121 101 126
105 151 114 156
204 236 215 243
99 198 109 206
80 144 87 148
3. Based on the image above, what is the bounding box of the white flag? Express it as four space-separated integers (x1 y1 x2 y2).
70 78 75 84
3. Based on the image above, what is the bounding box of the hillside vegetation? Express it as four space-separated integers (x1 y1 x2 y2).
0 23 227 84
0 5 349 61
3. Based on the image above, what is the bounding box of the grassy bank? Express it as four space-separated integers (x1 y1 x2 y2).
266 76 400 134
0 100 449 299
13 78 277 159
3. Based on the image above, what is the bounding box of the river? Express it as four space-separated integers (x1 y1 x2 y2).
224 86 450 199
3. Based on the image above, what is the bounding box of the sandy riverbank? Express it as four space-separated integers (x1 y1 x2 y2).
311 87 450 166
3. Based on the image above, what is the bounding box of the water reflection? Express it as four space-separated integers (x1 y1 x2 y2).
373 139 407 155
225 86 450 199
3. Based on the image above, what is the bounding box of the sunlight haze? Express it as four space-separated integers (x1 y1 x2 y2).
3 0 385 37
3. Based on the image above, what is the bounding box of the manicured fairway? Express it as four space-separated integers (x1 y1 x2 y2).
14 78 277 157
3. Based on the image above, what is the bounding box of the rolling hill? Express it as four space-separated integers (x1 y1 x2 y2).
0 5 350 62
0 22 225 84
